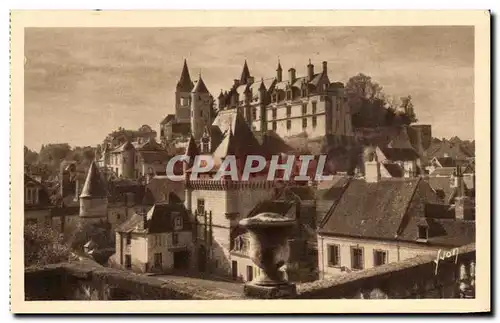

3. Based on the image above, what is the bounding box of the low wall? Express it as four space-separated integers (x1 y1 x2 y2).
296 243 475 299
25 260 242 300
25 244 475 300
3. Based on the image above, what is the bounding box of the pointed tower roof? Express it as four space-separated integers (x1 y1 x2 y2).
276 60 282 71
192 74 209 93
240 60 251 84
185 134 199 158
218 89 224 98
176 59 194 92
80 162 108 199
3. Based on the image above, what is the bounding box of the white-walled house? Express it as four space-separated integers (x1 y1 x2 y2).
113 201 193 273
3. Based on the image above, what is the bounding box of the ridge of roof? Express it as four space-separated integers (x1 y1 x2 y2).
80 162 108 199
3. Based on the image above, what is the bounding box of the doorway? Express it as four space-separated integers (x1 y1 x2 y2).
231 261 238 280
173 250 190 270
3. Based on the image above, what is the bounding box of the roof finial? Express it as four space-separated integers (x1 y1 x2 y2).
309 58 312 64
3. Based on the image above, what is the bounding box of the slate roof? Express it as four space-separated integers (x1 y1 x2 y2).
146 176 185 204
240 60 251 84
318 177 474 247
429 167 457 177
176 59 194 92
139 151 170 164
382 163 404 177
380 147 419 162
192 75 209 94
116 202 191 234
111 141 134 153
160 114 176 125
80 162 108 199
246 200 295 219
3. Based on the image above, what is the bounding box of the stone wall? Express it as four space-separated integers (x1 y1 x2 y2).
297 243 475 299
25 261 242 300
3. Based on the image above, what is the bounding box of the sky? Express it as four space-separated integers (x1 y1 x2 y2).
24 26 474 151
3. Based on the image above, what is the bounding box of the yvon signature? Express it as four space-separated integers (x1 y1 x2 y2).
433 248 459 275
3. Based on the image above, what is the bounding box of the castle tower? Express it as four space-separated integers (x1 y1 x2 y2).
175 59 194 123
258 78 268 132
79 161 108 221
190 74 212 141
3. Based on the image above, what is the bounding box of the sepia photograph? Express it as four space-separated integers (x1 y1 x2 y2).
10 10 490 314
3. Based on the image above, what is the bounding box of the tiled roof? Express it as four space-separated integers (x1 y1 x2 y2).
318 177 473 247
136 138 163 152
80 162 108 199
116 202 191 234
426 176 456 204
309 73 323 86
319 178 422 239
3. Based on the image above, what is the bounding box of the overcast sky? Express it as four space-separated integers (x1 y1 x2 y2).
24 26 474 151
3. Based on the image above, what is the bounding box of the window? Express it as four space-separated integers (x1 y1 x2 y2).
173 216 183 231
126 233 132 245
286 91 291 100
302 103 307 115
302 118 307 129
351 247 364 270
374 250 388 267
197 199 205 214
418 225 428 240
200 110 203 117
312 116 317 128
328 244 340 267
172 233 179 245
312 101 317 113
154 235 162 247
272 121 277 131
116 213 121 220
286 120 291 130
272 93 277 102
286 106 291 117
125 255 132 269
252 108 257 120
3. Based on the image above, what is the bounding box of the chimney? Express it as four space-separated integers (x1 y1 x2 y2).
247 76 255 85
364 147 380 183
288 68 296 83
322 61 328 75
307 59 314 81
233 79 240 87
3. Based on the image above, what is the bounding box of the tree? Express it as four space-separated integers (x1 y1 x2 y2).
345 74 418 128
24 146 39 165
24 223 71 267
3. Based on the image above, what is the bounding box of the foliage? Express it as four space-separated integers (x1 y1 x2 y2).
68 220 114 252
24 223 71 267
24 146 39 165
345 73 418 128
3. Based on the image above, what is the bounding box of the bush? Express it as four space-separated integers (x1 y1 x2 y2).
24 223 71 267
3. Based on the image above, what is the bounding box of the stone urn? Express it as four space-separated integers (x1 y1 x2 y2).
239 212 297 299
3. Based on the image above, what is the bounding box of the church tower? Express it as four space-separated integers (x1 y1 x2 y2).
190 74 212 141
79 161 108 221
175 59 194 123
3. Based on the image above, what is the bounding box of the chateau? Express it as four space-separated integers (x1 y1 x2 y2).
160 59 354 147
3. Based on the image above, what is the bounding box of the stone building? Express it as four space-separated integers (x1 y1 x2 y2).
316 156 475 279
113 201 193 273
160 59 216 146
102 138 171 181
217 59 353 143
24 174 54 226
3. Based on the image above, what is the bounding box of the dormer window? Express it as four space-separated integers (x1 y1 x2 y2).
173 215 183 231
417 225 428 240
